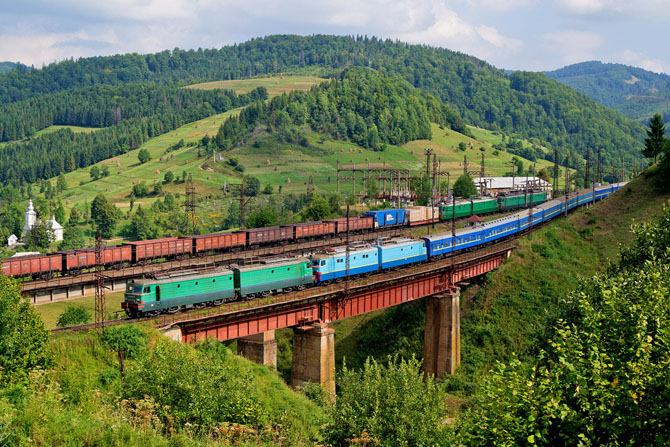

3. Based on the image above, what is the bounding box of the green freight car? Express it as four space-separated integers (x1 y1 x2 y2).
122 269 236 317
498 191 548 211
439 197 499 220
234 257 313 299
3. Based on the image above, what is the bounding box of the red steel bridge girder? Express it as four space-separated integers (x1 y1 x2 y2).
178 248 509 343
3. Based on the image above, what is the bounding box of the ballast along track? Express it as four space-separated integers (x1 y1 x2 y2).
51 240 517 335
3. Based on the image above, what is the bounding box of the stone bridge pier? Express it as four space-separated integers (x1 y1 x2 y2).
422 288 461 377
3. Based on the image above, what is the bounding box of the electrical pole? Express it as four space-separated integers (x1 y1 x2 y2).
95 229 106 331
463 155 468 175
226 182 250 229
306 175 314 203
185 174 197 235
344 202 350 297
597 148 602 184
564 156 569 218
553 147 559 198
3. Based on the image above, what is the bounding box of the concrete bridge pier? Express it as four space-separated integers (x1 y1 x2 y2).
291 323 335 395
236 330 277 369
423 289 461 378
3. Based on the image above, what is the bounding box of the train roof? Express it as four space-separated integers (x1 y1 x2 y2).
377 237 422 247
234 257 310 272
130 268 234 286
311 244 376 259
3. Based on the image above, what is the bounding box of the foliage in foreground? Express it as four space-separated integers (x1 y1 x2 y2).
455 203 670 446
0 275 51 386
326 355 450 447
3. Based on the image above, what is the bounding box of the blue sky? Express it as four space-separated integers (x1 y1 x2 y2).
0 0 667 73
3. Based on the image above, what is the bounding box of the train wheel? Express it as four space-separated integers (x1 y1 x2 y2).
166 307 179 314
296 284 306 291
283 287 293 293
212 299 223 306
194 302 207 309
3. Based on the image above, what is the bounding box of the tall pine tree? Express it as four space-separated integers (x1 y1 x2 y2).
643 113 666 164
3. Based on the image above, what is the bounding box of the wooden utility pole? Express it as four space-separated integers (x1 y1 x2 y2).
553 148 559 197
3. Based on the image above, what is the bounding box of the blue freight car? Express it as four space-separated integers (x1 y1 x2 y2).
377 237 427 269
365 209 406 228
310 244 379 284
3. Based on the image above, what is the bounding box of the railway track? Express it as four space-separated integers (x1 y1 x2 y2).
22 226 409 294
51 240 518 334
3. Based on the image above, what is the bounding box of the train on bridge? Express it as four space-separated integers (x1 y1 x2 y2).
2 190 548 281
121 183 624 318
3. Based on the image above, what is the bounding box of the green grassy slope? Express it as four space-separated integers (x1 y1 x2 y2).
187 74 324 96
330 173 670 393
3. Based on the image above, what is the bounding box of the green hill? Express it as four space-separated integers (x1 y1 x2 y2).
546 61 670 121
0 61 18 74
0 35 644 171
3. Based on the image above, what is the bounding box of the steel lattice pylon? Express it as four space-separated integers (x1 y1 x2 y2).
95 230 106 331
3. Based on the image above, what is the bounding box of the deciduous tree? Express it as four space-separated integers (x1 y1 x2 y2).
453 173 477 198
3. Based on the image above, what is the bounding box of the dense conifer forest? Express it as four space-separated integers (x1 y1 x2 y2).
0 35 645 173
0 85 267 185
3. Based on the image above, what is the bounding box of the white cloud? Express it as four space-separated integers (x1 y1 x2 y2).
465 0 536 12
555 0 606 15
542 30 603 65
554 0 670 19
618 50 669 74
393 1 523 60
0 0 524 67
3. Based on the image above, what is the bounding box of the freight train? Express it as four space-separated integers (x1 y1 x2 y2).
121 183 625 317
2 190 550 280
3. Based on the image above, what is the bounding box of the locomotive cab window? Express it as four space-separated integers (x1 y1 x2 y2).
143 287 150 293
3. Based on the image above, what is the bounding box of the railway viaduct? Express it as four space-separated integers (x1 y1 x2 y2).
155 243 514 393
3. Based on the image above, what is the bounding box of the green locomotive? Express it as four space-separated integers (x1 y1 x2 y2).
439 191 548 220
122 257 313 317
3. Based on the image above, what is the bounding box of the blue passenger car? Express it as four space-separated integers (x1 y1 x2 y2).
482 215 519 243
310 244 379 284
422 232 454 258
377 238 427 269
365 209 406 228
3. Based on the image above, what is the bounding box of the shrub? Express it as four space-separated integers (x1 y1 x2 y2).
124 338 265 431
56 305 91 327
325 355 450 447
101 325 148 359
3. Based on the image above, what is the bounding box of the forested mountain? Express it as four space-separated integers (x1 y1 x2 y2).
0 62 18 74
0 83 265 142
217 68 466 151
546 61 670 121
0 35 644 170
0 85 267 185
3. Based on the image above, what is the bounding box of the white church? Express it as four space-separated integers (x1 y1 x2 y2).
13 199 63 245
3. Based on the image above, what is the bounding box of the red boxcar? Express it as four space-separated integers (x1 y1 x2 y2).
1 253 62 278
326 216 374 233
244 226 292 246
101 245 132 265
289 221 336 239
191 232 245 254
64 249 96 271
124 237 192 262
